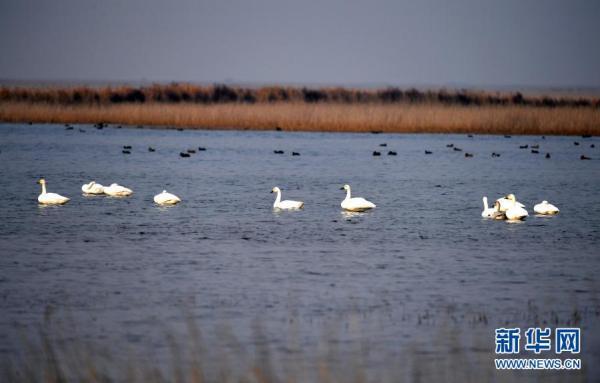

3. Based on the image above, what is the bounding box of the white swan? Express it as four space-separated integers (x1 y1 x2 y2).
534 200 559 215
499 194 528 220
505 204 529 220
154 190 181 205
496 194 525 212
271 187 304 210
340 184 376 212
81 181 105 195
481 196 496 218
37 179 69 205
103 183 133 197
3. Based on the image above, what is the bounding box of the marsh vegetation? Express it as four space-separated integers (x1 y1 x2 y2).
1 84 599 135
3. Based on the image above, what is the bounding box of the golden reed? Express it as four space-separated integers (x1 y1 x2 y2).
1 101 599 135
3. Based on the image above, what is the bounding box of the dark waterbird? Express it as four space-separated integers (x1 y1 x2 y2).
198 147 207 151
273 150 284 154
379 143 387 147
546 153 551 159
177 128 184 131
492 152 501 157
388 151 397 156
531 144 539 149
453 147 462 152
180 152 190 158
148 147 155 152
123 145 132 150
519 145 528 149
372 151 381 156
187 149 196 154
464 153 474 158
292 152 300 156
531 149 539 154
580 155 591 160
574 142 580 146
467 134 473 138
65 126 74 130
591 144 596 148
371 130 382 134
122 150 131 155
275 126 282 131
425 150 432 155
504 135 511 138
79 128 86 133
446 144 454 148
582 134 592 138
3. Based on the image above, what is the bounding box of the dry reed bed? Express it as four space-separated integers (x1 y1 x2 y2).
1 102 599 135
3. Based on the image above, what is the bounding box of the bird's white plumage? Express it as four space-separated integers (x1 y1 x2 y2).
340 184 375 212
481 196 496 218
505 205 528 220
154 190 181 205
81 181 105 194
37 179 69 205
103 183 133 197
533 200 559 215
496 194 525 212
272 187 304 210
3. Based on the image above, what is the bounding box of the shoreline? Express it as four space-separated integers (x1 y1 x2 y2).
1 102 599 136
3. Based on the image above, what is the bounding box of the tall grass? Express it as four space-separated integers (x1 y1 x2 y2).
1 84 598 108
3 310 589 383
1 102 599 135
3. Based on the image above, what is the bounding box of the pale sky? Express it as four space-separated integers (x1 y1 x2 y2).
1 0 599 88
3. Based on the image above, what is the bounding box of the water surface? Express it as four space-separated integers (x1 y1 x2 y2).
1 124 599 379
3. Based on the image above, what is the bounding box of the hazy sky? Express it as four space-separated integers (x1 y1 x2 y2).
1 0 599 87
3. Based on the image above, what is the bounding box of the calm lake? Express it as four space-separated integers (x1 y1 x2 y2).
1 124 599 380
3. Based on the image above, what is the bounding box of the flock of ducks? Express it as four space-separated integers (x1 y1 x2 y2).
37 179 376 211
481 193 559 221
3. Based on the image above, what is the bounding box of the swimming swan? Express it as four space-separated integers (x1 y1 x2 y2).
505 204 529 220
481 196 496 218
37 179 69 205
340 184 376 212
81 181 105 195
103 183 133 197
154 190 181 205
500 194 528 220
533 200 559 215
496 194 525 212
271 187 304 210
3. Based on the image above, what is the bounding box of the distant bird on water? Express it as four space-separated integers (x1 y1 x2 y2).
271 187 304 210
154 190 181 205
37 179 69 205
534 201 559 215
340 184 376 212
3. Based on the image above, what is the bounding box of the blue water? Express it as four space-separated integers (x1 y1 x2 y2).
0 124 599 380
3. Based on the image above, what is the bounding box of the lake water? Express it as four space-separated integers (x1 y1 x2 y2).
1 124 599 380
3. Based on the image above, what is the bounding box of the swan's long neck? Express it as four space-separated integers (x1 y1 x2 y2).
483 197 488 210
345 187 351 201
274 190 281 206
41 182 47 194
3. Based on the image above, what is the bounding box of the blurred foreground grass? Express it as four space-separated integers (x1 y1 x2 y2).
1 305 592 383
